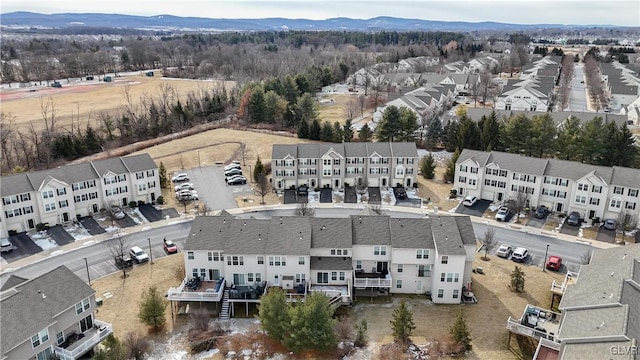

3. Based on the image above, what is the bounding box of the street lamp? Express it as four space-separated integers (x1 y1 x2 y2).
84 257 91 285
543 244 549 272
148 237 153 264
248 164 253 183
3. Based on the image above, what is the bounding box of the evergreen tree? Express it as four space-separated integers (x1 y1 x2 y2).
294 73 312 94
296 93 319 126
138 286 168 331
376 105 402 141
263 90 287 124
253 156 265 183
443 120 459 152
555 116 582 161
510 266 526 293
449 309 472 351
84 125 102 153
248 86 266 123
332 121 343 142
297 120 309 139
456 115 481 150
614 123 638 167
343 119 354 142
309 119 322 140
390 299 415 345
355 319 368 347
503 113 532 155
444 149 460 183
600 121 619 166
258 287 290 343
159 162 168 189
359 123 373 142
579 117 606 164
420 153 436 179
320 121 334 142
425 117 443 150
398 107 419 142
93 334 127 360
479 111 501 151
530 113 556 158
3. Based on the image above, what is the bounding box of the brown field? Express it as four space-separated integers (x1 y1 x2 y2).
0 75 235 132
317 93 361 125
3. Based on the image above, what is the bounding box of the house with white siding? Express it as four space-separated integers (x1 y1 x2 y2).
455 149 640 224
1 154 159 237
168 213 477 318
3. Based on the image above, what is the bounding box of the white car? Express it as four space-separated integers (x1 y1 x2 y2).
111 206 126 220
1 238 14 253
129 246 149 263
174 182 195 192
463 196 478 207
512 247 529 263
224 162 241 171
496 244 512 258
495 206 511 221
176 189 198 200
171 173 189 182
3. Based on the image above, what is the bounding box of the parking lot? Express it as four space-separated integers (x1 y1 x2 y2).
186 166 250 210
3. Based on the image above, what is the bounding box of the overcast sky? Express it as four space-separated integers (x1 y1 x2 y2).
2 0 638 27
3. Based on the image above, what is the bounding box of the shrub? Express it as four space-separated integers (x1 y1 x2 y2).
129 201 138 208
156 196 164 205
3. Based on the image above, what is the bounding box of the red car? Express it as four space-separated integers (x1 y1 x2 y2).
163 238 178 254
546 256 562 271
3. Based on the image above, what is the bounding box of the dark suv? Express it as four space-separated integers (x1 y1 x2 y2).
114 254 133 268
297 185 309 196
534 205 549 219
567 211 581 226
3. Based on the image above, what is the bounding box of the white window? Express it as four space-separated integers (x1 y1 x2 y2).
575 195 587 204
459 165 468 172
58 200 69 208
397 264 403 273
374 246 387 256
453 289 459 299
629 189 639 197
56 331 64 345
441 256 448 264
459 176 467 183
625 202 636 210
446 273 453 282
469 178 477 186
208 252 213 261
339 272 345 281
614 186 624 195
356 260 362 270
258 256 264 264
416 249 429 259
592 185 602 193
42 190 54 199
187 252 194 260
31 328 49 348
76 298 90 314
437 289 444 298
610 199 622 209
418 265 430 277
396 279 402 289
590 198 600 205
298 256 305 265
44 203 56 212
295 273 305 283
138 183 147 192
36 347 53 360
331 272 337 281
577 183 588 191
56 188 66 196
454 273 460 282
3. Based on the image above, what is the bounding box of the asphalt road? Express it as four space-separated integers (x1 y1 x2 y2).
568 63 589 112
1 208 595 286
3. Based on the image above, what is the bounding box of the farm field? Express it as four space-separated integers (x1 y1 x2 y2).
0 74 235 133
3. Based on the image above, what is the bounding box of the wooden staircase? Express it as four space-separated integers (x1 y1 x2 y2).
219 290 230 320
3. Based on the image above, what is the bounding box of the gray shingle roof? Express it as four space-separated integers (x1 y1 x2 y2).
454 217 477 246
612 166 640 189
0 173 33 197
545 158 613 182
272 144 298 160
310 218 353 248
0 266 94 353
343 142 368 158
0 275 28 291
121 153 157 172
388 218 434 249
431 217 467 255
559 306 628 338
91 157 129 176
365 143 392 157
561 341 636 360
271 143 418 161
488 152 548 176
310 256 353 270
265 217 311 255
27 167 70 190
391 142 418 158
63 162 99 184
351 215 392 245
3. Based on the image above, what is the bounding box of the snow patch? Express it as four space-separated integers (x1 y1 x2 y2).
34 238 58 250
50 250 64 256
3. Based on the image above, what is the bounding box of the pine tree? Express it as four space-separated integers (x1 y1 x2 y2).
282 292 336 352
93 334 128 360
614 123 638 167
376 105 402 141
320 121 334 142
510 266 526 293
449 309 472 351
309 119 322 140
425 117 443 150
420 153 436 179
443 120 459 152
355 319 368 347
343 119 354 142
358 123 373 142
390 299 415 345
159 162 168 189
444 149 460 183
258 287 290 343
248 86 266 123
253 156 265 183
297 120 309 139
138 286 168 331
332 121 343 142
456 115 481 150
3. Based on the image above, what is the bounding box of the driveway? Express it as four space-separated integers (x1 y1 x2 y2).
596 227 616 244
283 189 298 204
526 215 547 229
47 224 75 246
395 197 422 208
368 187 381 204
320 189 332 203
187 166 247 210
1 233 42 262
79 216 106 235
455 199 491 217
114 214 137 228
559 223 580 236
138 204 179 222
344 186 357 204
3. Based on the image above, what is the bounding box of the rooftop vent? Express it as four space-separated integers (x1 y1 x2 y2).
597 321 606 329
39 290 46 300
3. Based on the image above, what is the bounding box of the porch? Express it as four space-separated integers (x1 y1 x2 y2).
310 279 351 306
54 320 112 360
228 281 269 302
551 270 578 295
506 304 561 343
166 277 225 302
354 271 392 288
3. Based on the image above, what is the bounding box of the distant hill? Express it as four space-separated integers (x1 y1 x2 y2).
0 12 626 32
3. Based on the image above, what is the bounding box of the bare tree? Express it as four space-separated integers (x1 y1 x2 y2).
368 204 386 216
358 94 367 118
106 230 131 278
616 210 639 245
482 228 497 261
343 99 357 121
124 331 152 360
189 308 211 332
580 250 592 265
295 202 315 217
507 190 530 224
255 172 270 205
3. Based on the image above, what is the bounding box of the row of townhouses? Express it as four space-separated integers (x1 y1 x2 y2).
174 213 476 311
453 108 630 129
603 61 640 120
454 149 640 224
372 83 457 126
270 142 419 190
0 266 112 360
0 154 159 238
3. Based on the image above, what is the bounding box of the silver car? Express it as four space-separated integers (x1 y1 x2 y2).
1 238 14 253
496 244 512 258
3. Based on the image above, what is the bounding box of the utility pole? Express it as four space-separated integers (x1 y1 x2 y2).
543 244 549 272
148 237 153 264
84 257 91 285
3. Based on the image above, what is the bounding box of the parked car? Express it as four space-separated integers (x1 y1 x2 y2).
174 182 195 192
224 162 241 171
163 238 178 254
496 244 513 258
297 185 309 196
224 168 243 177
1 237 14 253
395 188 407 200
567 211 581 226
227 176 247 185
546 256 563 271
603 219 617 230
114 254 133 268
130 246 149 263
176 189 198 200
512 247 529 262
534 205 549 219
171 173 189 182
495 206 511 221
462 196 478 207
111 206 125 220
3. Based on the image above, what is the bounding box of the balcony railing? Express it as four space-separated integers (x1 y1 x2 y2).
354 272 392 288
54 320 112 360
506 317 559 343
551 271 579 295
167 278 225 302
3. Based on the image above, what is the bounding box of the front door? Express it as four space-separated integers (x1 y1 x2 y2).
381 178 387 187
376 261 388 274
416 280 423 293
497 192 503 201
79 314 93 333
122 197 128 206
92 204 99 213
589 210 596 219
27 219 35 229
62 212 69 222
556 203 563 212
334 179 340 188
311 179 316 188
273 274 280 286
151 193 156 202
406 178 411 187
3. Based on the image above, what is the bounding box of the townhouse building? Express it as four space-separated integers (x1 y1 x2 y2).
271 142 419 191
0 266 112 360
454 149 640 224
173 213 476 313
1 154 159 237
